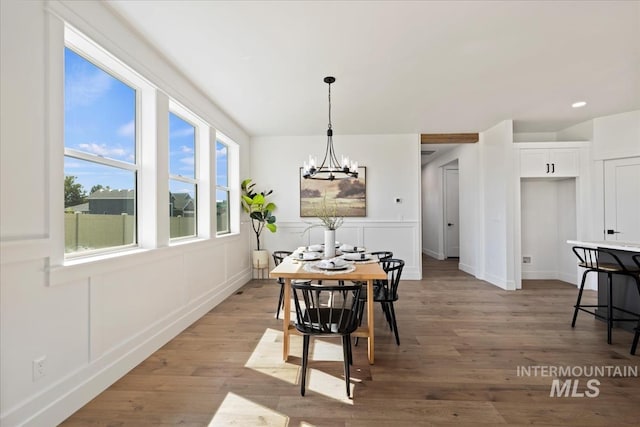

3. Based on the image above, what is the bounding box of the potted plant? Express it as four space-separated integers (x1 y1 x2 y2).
304 194 343 258
241 178 277 268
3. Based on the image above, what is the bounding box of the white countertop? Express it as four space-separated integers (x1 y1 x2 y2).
567 240 640 253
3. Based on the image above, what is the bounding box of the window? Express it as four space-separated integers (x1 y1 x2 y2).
63 45 138 256
169 112 197 239
216 139 230 234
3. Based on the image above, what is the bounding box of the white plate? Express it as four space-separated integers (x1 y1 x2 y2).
343 253 371 261
316 264 350 271
296 251 322 261
340 247 366 253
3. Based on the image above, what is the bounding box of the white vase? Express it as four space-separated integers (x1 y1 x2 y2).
252 249 269 268
324 229 336 258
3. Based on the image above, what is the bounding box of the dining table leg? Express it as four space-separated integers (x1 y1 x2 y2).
283 278 291 361
367 278 375 364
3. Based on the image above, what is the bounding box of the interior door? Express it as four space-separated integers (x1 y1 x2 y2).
444 168 460 257
604 157 640 242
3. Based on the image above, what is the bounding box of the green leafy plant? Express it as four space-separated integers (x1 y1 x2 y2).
241 178 277 250
304 193 343 233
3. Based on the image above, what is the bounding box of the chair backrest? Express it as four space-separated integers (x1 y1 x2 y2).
380 258 405 300
371 251 393 261
272 251 292 284
273 251 292 267
291 283 362 336
572 246 628 272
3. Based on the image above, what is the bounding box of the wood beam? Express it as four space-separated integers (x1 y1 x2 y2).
421 133 479 144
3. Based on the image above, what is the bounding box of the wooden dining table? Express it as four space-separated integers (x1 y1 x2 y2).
269 258 386 364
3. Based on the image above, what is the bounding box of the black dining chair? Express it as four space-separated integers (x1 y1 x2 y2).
340 251 393 287
631 254 640 356
291 282 363 397
355 258 405 346
272 251 311 319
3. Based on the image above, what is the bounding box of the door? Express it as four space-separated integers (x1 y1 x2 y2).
444 168 460 258
604 157 640 242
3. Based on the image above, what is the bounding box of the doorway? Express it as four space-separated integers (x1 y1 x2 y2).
443 165 459 258
604 157 640 242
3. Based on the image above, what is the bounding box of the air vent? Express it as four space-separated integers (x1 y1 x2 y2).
421 150 435 155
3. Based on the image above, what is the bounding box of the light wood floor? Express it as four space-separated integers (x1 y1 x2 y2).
62 256 640 426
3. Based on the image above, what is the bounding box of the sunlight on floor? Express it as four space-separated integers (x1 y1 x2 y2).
245 328 301 384
207 392 289 427
245 328 357 404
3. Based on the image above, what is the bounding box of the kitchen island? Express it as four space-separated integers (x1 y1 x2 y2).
567 240 639 332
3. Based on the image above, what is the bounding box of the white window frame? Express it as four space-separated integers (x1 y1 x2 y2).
164 99 211 244
168 102 202 241
215 131 239 236
63 26 152 259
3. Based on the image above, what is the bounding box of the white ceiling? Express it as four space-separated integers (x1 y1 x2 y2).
106 1 640 137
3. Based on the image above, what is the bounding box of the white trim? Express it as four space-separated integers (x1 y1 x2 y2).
1 268 251 427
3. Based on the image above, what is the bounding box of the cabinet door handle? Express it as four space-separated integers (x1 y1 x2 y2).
551 163 555 173
546 163 550 173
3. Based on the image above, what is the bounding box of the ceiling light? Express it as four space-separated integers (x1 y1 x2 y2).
302 76 358 181
572 101 587 108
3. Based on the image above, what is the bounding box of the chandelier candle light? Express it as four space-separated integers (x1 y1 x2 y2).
302 76 358 180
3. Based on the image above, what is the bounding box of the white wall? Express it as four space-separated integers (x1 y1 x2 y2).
0 1 252 426
251 134 423 280
421 144 479 276
521 178 577 283
479 120 516 289
592 110 640 160
589 110 640 242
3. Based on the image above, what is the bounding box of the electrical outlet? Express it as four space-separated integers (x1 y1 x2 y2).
33 356 46 381
523 256 532 264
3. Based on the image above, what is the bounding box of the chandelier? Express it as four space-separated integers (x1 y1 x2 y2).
302 76 358 180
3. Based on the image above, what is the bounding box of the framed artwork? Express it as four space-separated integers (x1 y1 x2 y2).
300 167 366 217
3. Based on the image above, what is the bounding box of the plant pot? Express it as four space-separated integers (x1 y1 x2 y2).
324 229 336 258
252 249 269 268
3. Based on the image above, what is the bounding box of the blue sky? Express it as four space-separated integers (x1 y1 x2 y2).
64 47 228 200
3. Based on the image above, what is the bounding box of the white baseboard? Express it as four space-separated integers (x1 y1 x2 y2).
459 262 475 276
483 272 508 290
4 269 252 427
522 271 559 280
423 248 444 260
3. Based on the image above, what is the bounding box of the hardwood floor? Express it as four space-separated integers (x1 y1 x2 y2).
62 256 640 426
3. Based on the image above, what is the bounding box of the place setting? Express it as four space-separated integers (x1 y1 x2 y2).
303 256 356 275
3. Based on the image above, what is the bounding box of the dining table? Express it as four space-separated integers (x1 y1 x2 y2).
269 252 387 364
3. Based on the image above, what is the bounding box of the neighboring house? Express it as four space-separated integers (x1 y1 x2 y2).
170 192 195 217
88 189 135 215
65 202 89 213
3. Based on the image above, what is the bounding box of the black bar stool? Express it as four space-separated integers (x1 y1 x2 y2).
631 254 640 355
571 246 640 354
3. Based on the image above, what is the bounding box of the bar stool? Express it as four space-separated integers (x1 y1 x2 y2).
631 254 640 355
571 246 640 353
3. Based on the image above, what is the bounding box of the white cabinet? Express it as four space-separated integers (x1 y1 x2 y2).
520 148 579 177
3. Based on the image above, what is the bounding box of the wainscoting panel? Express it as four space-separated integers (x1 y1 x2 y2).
267 221 421 280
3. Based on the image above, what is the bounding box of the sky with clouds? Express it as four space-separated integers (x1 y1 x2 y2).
64 48 228 201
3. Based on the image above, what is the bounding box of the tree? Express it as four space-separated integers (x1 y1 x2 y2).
64 175 87 208
90 184 110 195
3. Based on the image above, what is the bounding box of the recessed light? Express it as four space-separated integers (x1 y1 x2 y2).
572 101 587 108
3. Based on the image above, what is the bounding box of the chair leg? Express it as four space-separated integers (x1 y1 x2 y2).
355 299 365 347
381 302 392 330
631 279 640 355
631 324 640 356
342 335 351 397
607 273 613 345
301 335 310 396
276 283 284 319
389 302 400 345
572 270 590 327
